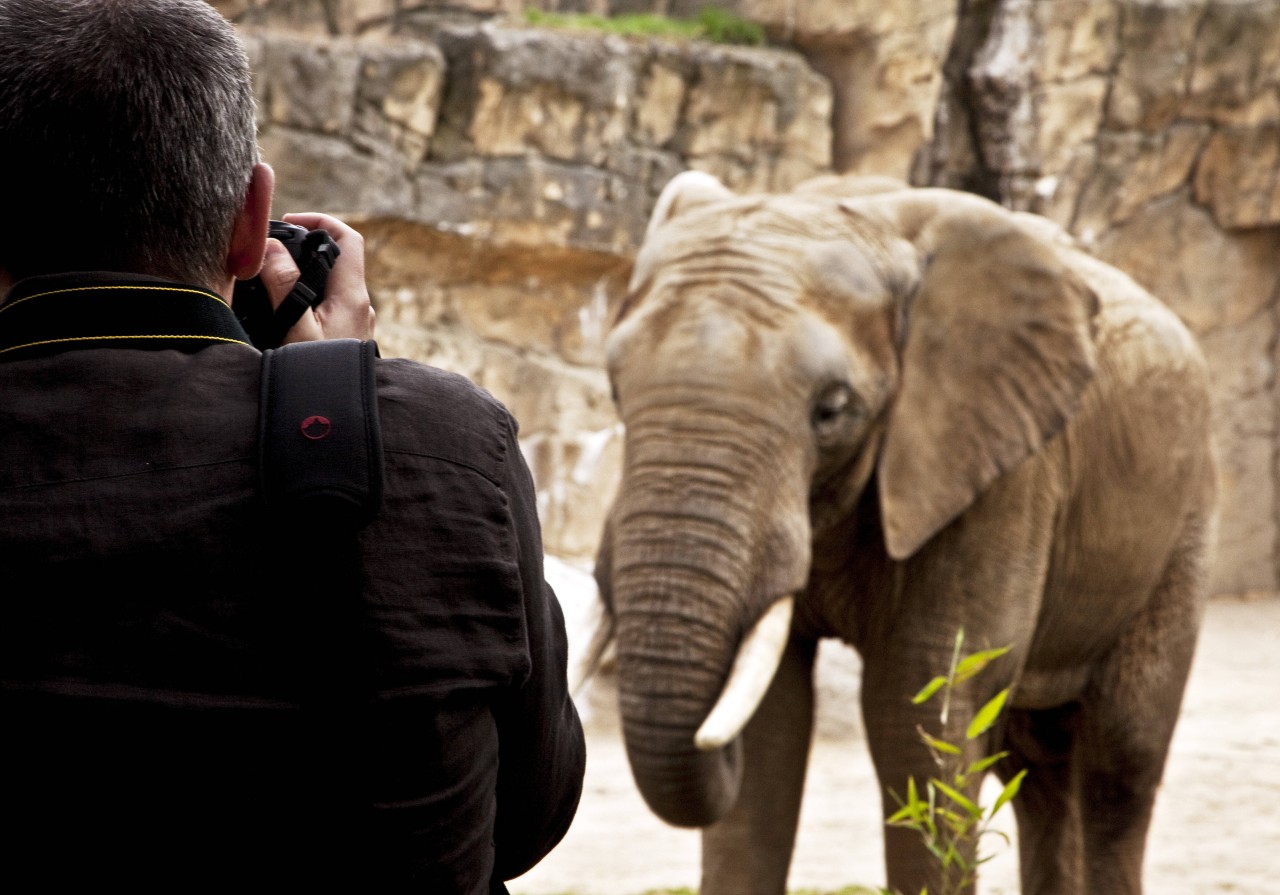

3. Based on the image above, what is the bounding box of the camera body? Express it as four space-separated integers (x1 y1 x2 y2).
232 220 340 349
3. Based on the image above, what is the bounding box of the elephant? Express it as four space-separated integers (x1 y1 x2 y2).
585 171 1218 895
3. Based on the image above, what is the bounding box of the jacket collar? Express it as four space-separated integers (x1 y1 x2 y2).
0 271 253 361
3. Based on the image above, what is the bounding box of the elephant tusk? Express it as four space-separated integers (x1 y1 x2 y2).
694 596 794 752
569 599 615 697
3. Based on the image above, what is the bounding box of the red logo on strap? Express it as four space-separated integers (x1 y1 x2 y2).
300 415 332 440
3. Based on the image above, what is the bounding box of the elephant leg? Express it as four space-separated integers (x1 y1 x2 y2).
868 725 983 894
999 705 1085 895
700 635 817 895
1077 516 1210 895
863 662 987 895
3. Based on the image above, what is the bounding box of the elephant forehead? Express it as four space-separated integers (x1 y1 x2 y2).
633 239 807 304
612 199 900 387
607 291 865 400
618 293 798 367
613 263 802 368
633 197 859 283
802 241 880 297
629 210 905 327
797 239 900 323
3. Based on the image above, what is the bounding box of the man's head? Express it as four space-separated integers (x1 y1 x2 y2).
0 0 263 289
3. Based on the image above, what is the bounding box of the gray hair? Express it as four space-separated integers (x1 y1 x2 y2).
0 0 258 287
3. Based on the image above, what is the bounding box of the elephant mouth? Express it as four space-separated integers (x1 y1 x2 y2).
693 595 794 751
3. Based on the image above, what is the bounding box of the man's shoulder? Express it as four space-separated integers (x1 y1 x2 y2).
374 357 511 428
374 358 517 484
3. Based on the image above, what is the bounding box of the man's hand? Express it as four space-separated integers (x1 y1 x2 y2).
259 212 376 343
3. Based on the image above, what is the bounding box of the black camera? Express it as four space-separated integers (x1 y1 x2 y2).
232 220 340 349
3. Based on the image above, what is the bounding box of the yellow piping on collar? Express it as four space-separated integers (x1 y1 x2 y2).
0 333 249 355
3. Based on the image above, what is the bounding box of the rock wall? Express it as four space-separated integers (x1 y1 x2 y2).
217 0 1280 596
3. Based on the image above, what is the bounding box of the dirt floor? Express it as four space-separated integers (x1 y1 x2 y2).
512 590 1280 895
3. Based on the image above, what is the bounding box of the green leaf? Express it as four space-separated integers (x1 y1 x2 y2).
965 751 1010 776
919 730 963 755
966 688 1010 740
953 646 1012 684
912 675 949 705
887 781 924 825
931 779 980 817
990 768 1028 817
981 828 1012 848
886 805 919 826
941 811 974 836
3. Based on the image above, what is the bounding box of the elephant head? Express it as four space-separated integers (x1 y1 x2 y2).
596 172 1098 828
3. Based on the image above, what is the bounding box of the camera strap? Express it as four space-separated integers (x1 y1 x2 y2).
268 230 341 347
258 338 384 849
258 338 384 530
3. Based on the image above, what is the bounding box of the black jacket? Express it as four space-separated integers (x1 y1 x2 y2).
0 273 585 891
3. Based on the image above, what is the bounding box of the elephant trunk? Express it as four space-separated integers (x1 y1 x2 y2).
616 610 743 827
609 422 801 827
615 598 793 825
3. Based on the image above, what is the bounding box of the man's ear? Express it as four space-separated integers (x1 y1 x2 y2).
223 162 274 291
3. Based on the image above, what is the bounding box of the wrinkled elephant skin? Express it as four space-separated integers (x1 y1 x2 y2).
594 172 1218 895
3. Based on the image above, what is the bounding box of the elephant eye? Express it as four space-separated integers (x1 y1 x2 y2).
811 383 860 443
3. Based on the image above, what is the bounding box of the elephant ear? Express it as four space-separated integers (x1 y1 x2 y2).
877 200 1099 560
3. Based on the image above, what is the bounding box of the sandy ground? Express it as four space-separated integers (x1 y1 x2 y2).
512 587 1280 895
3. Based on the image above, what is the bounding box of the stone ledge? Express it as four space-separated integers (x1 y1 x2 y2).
248 23 832 254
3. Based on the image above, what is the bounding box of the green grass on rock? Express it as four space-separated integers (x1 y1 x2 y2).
523 8 765 46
